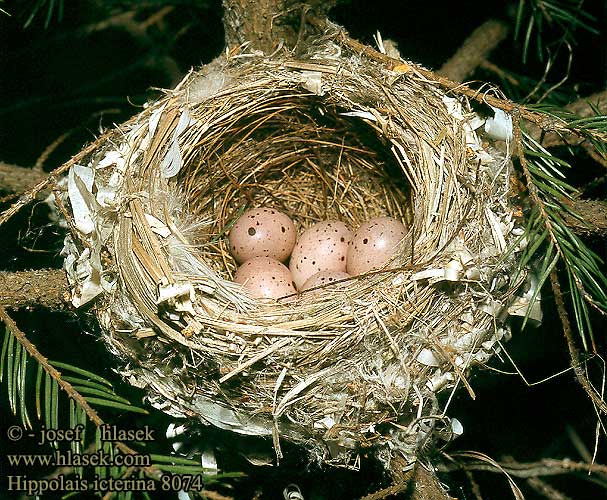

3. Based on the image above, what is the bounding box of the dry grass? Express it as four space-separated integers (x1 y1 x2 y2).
61 30 524 469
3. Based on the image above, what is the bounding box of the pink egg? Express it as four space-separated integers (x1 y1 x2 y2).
347 216 408 276
289 220 352 290
228 208 296 264
301 271 351 292
234 257 297 299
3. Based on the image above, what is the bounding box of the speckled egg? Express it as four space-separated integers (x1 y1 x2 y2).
234 257 297 299
289 220 352 290
347 216 408 276
301 270 351 292
228 207 296 264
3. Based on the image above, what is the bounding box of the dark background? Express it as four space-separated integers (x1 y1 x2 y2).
1 1 607 498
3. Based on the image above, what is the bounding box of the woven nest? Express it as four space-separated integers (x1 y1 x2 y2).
61 32 532 469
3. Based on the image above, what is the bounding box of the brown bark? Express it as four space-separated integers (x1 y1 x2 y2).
563 199 607 237
439 19 509 82
362 459 455 500
0 269 70 309
222 0 335 52
0 162 49 195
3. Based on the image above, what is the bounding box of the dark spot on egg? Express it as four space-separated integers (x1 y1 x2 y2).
281 226 286 233
363 238 368 244
248 227 256 236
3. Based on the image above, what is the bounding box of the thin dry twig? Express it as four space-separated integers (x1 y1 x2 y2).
0 306 163 480
442 455 607 478
323 21 607 145
0 129 113 228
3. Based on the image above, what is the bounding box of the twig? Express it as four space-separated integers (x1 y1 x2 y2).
512 105 607 412
479 60 521 86
529 89 607 148
0 163 49 196
550 269 607 415
526 477 573 500
0 129 112 228
0 269 70 310
0 306 163 480
322 21 607 144
439 19 509 82
441 456 607 478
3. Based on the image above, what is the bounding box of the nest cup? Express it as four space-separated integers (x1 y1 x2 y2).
62 34 527 469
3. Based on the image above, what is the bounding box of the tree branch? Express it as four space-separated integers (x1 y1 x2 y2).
0 306 163 482
438 19 509 82
529 89 607 148
563 199 607 237
0 163 49 196
0 269 70 309
550 269 607 414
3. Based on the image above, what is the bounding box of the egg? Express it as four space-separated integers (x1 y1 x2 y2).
347 216 408 276
289 220 352 290
234 257 297 299
228 207 296 264
301 270 351 292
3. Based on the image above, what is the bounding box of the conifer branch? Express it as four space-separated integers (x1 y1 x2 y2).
328 22 607 146
0 306 164 480
549 270 607 415
0 128 112 228
439 19 509 82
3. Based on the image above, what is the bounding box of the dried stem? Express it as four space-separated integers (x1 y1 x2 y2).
439 19 509 82
441 455 607 478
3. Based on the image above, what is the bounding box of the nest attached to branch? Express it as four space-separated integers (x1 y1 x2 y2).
61 30 534 469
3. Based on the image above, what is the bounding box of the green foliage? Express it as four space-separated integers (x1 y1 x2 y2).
517 130 607 349
22 0 64 28
514 0 598 63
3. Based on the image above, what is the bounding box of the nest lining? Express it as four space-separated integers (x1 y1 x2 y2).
61 35 531 468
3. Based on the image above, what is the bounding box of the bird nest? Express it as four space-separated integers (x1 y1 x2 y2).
61 33 532 469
